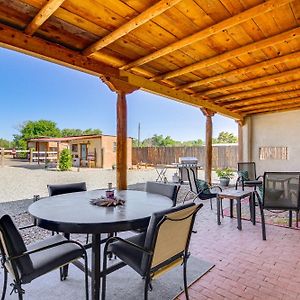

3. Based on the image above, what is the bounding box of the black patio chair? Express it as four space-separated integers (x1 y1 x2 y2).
145 181 178 207
47 182 87 196
184 167 222 210
0 214 89 300
254 172 300 240
235 162 263 191
101 202 203 300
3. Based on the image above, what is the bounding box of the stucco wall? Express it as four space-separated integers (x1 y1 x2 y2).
246 110 300 175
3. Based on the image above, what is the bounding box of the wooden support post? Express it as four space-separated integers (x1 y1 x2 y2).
117 91 127 190
237 120 244 162
201 109 214 184
99 76 138 191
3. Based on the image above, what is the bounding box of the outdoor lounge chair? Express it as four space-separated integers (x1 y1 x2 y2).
184 167 222 210
101 202 203 300
0 214 89 300
254 172 300 240
235 162 263 191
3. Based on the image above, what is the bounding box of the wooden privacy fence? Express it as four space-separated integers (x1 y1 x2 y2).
132 145 238 169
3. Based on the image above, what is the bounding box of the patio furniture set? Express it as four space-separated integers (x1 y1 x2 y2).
183 162 300 241
0 182 201 300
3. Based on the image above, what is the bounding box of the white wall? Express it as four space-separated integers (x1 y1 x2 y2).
245 110 300 175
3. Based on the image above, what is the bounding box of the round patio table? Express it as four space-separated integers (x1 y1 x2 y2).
28 189 173 300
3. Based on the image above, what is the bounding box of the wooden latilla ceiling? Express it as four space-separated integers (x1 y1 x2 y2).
0 0 299 121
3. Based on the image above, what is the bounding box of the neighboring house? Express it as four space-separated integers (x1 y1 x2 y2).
27 135 132 169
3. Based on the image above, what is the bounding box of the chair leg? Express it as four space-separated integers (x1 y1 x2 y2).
296 211 299 228
85 234 89 245
288 210 293 227
101 246 108 300
183 257 189 300
83 255 89 300
256 193 266 240
1 268 7 300
144 274 150 300
209 198 213 210
221 199 224 218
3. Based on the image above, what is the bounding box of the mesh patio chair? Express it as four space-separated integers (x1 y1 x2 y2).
184 167 222 210
101 202 203 300
235 162 263 191
254 172 300 240
0 214 89 300
47 182 87 196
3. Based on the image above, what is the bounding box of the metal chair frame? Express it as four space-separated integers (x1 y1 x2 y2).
184 167 222 210
254 172 300 240
235 162 263 191
101 204 203 300
0 229 89 300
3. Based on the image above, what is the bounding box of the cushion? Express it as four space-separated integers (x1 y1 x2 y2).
238 170 249 181
22 235 84 284
47 182 87 196
195 179 211 195
0 214 33 277
109 233 146 276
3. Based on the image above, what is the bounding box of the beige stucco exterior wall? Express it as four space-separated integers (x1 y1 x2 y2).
242 110 300 175
69 136 132 169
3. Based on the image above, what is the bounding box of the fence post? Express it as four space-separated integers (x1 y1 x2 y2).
1 148 4 167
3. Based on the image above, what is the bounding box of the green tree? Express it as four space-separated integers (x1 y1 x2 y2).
0 138 12 149
13 120 61 149
59 149 72 171
213 131 237 144
61 128 102 137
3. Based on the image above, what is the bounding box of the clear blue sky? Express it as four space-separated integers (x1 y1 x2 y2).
0 47 237 142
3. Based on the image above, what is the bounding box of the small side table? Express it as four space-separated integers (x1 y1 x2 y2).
217 189 253 230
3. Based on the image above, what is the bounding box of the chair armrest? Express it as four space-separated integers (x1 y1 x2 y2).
210 185 222 192
19 224 36 230
256 175 263 181
8 239 87 261
104 236 153 255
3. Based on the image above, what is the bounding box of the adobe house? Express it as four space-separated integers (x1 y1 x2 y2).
28 135 132 169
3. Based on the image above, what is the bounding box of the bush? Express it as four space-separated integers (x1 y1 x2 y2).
59 149 72 171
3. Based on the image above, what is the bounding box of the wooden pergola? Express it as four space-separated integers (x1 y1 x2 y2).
0 0 299 188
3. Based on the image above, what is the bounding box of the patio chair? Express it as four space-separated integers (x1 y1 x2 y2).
184 167 222 210
47 182 87 196
145 181 178 207
235 162 263 191
254 172 300 240
101 202 203 300
0 214 89 300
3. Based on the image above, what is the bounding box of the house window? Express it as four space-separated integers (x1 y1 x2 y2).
259 147 288 160
72 144 78 152
113 142 117 153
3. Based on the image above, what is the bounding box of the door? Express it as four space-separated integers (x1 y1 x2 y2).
80 144 87 160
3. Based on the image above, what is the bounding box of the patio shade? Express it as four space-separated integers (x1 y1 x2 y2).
0 0 299 118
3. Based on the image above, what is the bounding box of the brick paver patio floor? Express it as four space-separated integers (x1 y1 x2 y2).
178 200 300 300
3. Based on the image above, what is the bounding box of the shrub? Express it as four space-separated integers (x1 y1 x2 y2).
59 149 72 171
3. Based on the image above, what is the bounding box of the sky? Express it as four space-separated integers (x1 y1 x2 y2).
0 47 237 142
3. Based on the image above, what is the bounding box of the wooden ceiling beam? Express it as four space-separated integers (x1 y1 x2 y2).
243 103 300 116
224 90 300 108
203 67 300 97
121 0 292 71
24 0 65 35
152 27 300 81
82 0 183 57
178 51 300 90
233 97 300 112
119 70 242 120
214 79 300 103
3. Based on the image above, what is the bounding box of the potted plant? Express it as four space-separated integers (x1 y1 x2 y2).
216 167 234 186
